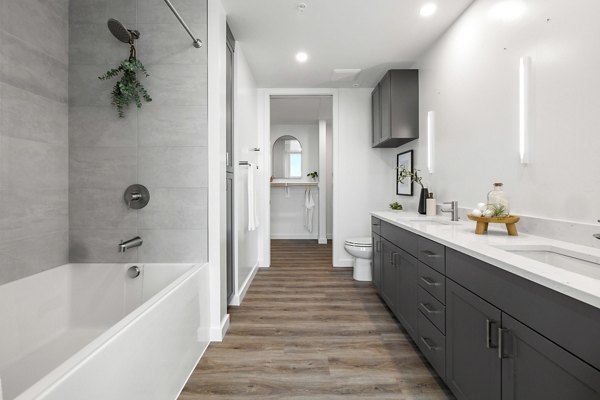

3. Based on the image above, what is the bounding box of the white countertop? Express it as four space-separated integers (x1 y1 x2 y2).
371 211 600 310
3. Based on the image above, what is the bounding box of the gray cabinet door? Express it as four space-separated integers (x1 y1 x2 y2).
501 314 600 400
372 234 382 292
371 84 381 147
380 72 391 143
380 240 397 311
446 279 501 400
395 250 418 340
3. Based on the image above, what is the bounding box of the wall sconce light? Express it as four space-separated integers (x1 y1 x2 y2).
427 111 435 173
519 56 531 164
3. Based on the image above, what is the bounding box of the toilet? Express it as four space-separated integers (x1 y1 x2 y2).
344 237 373 281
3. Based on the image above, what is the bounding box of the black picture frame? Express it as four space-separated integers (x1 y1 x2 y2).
396 150 413 196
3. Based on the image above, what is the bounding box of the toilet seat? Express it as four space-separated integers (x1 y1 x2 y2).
344 237 372 247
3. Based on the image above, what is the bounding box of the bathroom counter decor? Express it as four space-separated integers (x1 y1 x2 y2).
467 214 520 236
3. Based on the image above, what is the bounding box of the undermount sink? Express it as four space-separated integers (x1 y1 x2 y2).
493 244 600 279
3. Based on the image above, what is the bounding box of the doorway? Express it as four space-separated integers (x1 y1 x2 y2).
267 95 334 265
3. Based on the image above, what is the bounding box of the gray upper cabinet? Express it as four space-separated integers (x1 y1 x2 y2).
371 69 419 148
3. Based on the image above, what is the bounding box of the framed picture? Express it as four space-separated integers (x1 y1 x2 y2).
396 150 413 196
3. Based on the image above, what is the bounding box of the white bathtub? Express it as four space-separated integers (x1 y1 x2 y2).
0 263 210 400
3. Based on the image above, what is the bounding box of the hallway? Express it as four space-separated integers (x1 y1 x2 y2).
179 240 452 399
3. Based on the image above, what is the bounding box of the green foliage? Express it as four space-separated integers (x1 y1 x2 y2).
490 204 508 217
99 58 152 118
307 171 319 179
397 166 424 189
389 201 403 211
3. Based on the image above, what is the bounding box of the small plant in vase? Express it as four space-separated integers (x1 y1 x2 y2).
307 171 319 181
397 166 428 215
389 202 403 211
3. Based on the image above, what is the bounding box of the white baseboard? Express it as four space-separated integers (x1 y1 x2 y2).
209 314 230 342
334 258 353 268
270 233 319 240
229 262 259 306
318 238 328 244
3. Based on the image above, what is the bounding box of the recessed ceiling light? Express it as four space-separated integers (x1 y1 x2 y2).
420 3 437 17
295 51 308 63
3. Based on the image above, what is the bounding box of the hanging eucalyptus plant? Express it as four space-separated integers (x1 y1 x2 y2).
99 44 152 118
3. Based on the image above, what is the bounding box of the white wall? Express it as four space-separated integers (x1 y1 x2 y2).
326 123 333 237
233 44 260 302
333 88 399 266
408 0 600 227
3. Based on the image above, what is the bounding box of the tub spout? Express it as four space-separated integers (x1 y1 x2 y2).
119 236 143 252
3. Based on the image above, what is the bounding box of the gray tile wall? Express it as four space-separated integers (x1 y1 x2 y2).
0 0 70 284
69 0 208 263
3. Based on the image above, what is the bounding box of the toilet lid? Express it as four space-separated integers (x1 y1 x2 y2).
345 237 372 247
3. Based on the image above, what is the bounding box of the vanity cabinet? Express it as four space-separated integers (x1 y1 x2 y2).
372 217 600 400
371 69 419 148
372 233 382 292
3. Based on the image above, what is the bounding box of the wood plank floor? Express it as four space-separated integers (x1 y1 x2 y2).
179 240 453 400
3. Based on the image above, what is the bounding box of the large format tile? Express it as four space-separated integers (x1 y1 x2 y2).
138 188 207 229
138 147 207 188
68 64 121 107
137 0 206 25
0 136 68 190
138 105 206 147
70 229 139 263
70 23 135 66
0 0 68 62
0 31 68 103
69 0 136 25
69 106 137 147
138 229 207 263
0 231 68 285
0 188 68 244
0 83 68 145
136 23 206 65
69 188 137 229
69 146 137 189
142 64 207 106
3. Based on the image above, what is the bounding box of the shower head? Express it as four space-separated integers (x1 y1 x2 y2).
107 18 140 44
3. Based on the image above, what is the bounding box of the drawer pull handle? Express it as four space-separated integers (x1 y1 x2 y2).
389 252 397 265
498 328 510 359
421 250 442 258
420 303 441 314
420 337 439 351
486 319 497 349
420 276 440 286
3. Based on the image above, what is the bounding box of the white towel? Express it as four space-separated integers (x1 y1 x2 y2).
304 188 315 233
247 165 259 231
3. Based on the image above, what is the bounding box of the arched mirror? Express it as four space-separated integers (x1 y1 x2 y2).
272 135 302 178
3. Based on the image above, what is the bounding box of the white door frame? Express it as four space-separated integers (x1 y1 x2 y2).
258 88 340 268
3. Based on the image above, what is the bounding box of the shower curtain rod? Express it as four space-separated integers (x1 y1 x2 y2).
163 0 203 48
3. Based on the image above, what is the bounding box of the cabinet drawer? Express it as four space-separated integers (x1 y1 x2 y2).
418 262 445 304
418 287 446 334
418 236 445 273
371 217 381 235
381 221 418 257
417 312 446 380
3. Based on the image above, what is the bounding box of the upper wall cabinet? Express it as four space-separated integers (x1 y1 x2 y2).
372 69 419 148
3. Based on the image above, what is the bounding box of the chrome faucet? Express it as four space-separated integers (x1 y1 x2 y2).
441 201 459 221
595 220 600 240
119 236 143 252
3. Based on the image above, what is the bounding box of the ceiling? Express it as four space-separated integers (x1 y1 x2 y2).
270 96 333 125
222 0 475 88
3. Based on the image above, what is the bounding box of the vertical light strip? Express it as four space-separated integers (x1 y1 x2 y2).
427 111 435 173
519 56 531 164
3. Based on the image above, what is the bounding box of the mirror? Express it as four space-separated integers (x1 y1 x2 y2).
272 135 302 178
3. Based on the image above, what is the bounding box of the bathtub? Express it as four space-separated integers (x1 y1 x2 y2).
0 263 210 400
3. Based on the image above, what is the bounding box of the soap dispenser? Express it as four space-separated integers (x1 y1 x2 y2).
426 192 437 216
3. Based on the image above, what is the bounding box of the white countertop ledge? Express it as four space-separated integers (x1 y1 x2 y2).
371 211 600 310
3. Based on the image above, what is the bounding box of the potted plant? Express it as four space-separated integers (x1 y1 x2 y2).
389 201 403 211
307 171 319 181
397 167 428 215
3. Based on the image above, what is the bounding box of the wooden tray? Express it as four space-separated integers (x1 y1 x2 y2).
467 214 520 236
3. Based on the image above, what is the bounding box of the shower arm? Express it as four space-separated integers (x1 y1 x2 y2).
162 0 203 48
